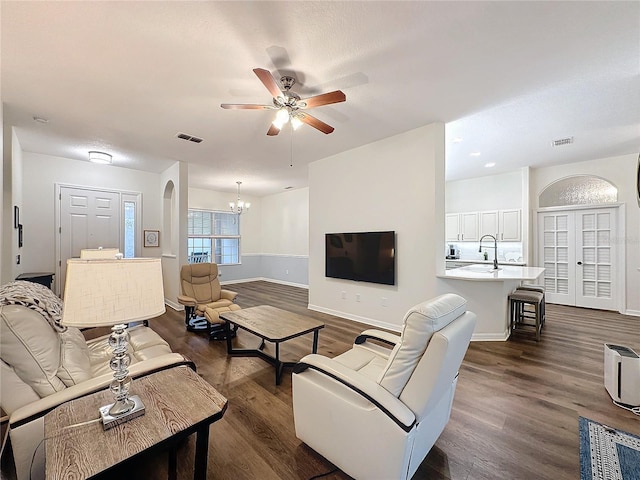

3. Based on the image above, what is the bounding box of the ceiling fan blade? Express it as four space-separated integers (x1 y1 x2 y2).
253 68 283 99
267 124 281 136
299 90 346 109
220 103 273 110
296 112 335 134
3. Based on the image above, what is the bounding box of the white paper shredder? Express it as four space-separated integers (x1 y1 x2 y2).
604 343 640 406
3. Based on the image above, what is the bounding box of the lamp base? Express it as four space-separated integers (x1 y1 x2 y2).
99 395 145 430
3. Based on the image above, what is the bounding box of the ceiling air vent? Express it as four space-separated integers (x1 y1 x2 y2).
552 136 574 147
176 132 203 144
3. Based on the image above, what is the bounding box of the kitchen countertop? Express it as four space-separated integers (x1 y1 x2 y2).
445 259 527 266
439 264 545 281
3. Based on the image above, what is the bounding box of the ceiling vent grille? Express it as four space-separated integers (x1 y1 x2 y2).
176 132 203 144
552 137 574 147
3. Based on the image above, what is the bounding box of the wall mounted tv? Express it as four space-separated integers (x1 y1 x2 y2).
325 231 396 285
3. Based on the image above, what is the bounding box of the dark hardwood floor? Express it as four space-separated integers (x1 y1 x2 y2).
148 281 640 480
3 281 638 480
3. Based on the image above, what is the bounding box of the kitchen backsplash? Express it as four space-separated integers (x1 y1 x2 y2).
446 242 524 263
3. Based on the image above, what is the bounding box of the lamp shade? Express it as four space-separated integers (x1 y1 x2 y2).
80 248 121 259
62 258 165 328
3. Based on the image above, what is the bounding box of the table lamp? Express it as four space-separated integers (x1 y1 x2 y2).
80 248 122 259
62 257 165 429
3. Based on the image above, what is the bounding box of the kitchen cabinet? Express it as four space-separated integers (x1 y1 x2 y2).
446 212 479 242
478 209 521 241
445 214 461 242
500 209 521 241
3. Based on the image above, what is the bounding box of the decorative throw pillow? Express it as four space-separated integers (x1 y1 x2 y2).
57 327 92 386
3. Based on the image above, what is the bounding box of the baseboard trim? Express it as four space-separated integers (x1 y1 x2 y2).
471 331 510 342
222 277 309 289
307 304 401 333
624 309 640 317
165 299 183 312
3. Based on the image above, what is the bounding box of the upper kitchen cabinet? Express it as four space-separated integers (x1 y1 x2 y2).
500 209 521 241
446 212 479 242
479 209 521 241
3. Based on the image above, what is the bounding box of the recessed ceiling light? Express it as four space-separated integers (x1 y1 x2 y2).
33 116 49 124
470 152 481 157
484 162 496 168
452 137 463 143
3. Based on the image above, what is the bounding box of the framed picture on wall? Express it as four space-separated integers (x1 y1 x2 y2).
144 230 160 247
14 206 19 229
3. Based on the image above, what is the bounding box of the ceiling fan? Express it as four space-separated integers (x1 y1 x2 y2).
221 68 346 135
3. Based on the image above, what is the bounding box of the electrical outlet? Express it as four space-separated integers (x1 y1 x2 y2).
381 297 388 307
341 291 346 299
285 269 289 275
356 293 361 302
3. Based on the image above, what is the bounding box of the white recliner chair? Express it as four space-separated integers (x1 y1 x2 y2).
292 293 476 480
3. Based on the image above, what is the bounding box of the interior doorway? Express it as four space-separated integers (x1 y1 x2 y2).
56 185 141 296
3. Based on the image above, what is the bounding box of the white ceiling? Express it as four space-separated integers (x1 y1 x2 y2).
2 1 639 197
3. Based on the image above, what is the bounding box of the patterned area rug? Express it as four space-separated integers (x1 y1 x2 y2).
580 416 640 480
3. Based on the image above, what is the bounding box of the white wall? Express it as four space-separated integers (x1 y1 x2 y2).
260 187 309 256
160 161 188 310
0 103 3 283
10 129 23 281
530 153 640 315
1 127 23 283
309 123 445 331
446 169 523 212
21 152 162 291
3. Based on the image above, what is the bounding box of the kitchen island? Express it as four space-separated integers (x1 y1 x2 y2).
436 264 545 341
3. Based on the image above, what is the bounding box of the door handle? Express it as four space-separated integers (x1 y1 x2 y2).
577 261 583 265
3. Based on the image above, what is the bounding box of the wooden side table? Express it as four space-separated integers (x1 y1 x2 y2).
44 366 227 480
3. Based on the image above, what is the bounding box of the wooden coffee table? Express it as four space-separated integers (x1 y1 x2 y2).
221 305 325 385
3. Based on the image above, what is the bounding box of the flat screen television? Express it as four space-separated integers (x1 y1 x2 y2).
325 231 396 285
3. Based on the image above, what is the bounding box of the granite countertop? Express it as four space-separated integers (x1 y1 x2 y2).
439 264 545 282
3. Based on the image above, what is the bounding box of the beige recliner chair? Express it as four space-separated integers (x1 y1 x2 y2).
0 304 191 480
292 293 476 480
177 263 241 340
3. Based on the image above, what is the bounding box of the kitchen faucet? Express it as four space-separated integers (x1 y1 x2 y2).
479 234 499 270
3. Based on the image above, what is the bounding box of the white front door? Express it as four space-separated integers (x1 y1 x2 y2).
538 207 618 310
58 186 121 295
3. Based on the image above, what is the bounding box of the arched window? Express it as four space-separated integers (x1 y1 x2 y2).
539 175 617 208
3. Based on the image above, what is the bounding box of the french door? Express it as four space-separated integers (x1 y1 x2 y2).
538 207 618 310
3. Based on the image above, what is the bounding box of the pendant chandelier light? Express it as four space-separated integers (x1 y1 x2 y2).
229 181 250 215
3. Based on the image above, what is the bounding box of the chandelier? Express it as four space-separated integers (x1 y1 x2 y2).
229 181 250 215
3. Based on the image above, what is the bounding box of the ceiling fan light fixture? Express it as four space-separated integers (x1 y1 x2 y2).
291 115 303 130
88 151 112 165
273 109 290 129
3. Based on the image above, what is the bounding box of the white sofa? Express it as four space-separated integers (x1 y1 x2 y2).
1 303 190 480
292 293 476 480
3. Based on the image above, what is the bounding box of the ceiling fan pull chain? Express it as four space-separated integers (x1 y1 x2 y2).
290 127 294 168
